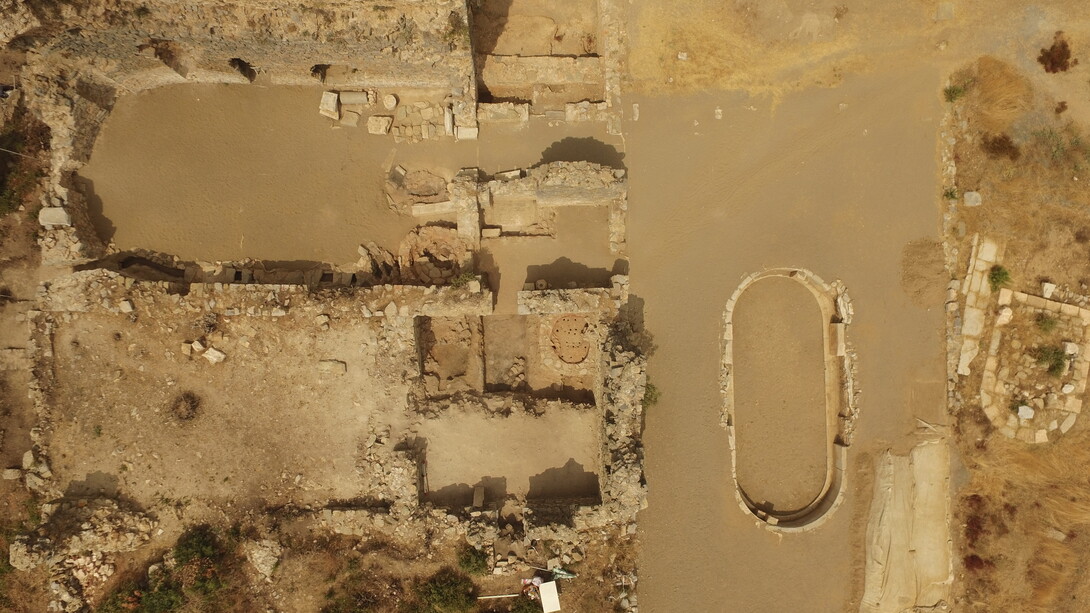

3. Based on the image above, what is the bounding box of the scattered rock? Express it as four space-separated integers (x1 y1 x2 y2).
243 540 282 580
38 207 72 227
367 115 393 135
318 359 347 375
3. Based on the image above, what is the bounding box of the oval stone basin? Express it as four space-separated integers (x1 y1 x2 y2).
731 275 829 515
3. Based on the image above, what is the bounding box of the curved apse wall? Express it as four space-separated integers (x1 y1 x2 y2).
721 268 857 532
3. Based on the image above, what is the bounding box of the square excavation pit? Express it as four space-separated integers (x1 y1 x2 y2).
980 294 1090 442
482 314 600 403
42 308 394 507
417 406 602 509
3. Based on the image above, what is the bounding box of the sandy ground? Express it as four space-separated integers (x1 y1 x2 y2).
732 276 828 514
418 408 601 505
627 65 947 611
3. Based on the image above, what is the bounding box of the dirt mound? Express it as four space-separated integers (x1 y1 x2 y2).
971 56 1034 133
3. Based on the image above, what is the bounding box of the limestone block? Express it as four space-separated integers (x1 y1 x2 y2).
38 207 71 227
318 359 347 375
337 91 373 105
1042 282 1057 299
963 191 982 207
203 348 226 364
962 306 985 337
1061 413 1078 433
455 126 479 140
367 116 393 135
977 238 998 262
339 110 361 127
996 306 1013 326
319 91 339 120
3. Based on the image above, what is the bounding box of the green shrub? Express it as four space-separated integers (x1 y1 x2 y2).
642 381 660 407
988 266 1011 292
450 271 476 288
456 545 489 576
1033 345 1068 377
413 567 477 613
943 84 967 103
1036 313 1059 333
943 186 958 200
173 524 222 565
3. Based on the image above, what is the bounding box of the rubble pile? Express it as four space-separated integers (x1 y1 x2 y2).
9 498 156 612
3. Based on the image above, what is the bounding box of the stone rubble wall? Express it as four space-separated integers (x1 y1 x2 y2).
36 268 494 320
9 497 156 613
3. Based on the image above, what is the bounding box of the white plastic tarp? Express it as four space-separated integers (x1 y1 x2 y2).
539 581 561 613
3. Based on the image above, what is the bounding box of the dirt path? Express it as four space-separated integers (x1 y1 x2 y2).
732 276 828 515
626 66 946 611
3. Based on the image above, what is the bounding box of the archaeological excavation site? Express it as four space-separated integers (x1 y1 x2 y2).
2 0 1090 612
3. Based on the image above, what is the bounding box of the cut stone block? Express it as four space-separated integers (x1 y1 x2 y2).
203 347 227 364
996 306 1013 326
319 91 339 120
119 300 134 313
963 191 982 207
1061 413 1078 433
1042 282 1057 299
455 126 479 140
962 306 985 337
339 110 361 127
38 207 71 227
977 238 998 262
367 115 393 135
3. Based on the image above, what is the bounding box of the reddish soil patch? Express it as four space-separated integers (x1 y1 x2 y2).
1038 31 1076 73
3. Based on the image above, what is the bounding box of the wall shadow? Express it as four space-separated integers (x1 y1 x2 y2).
71 173 115 244
64 471 120 498
527 458 599 500
525 257 622 290
426 475 508 508
538 137 626 170
476 248 500 308
469 0 515 56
